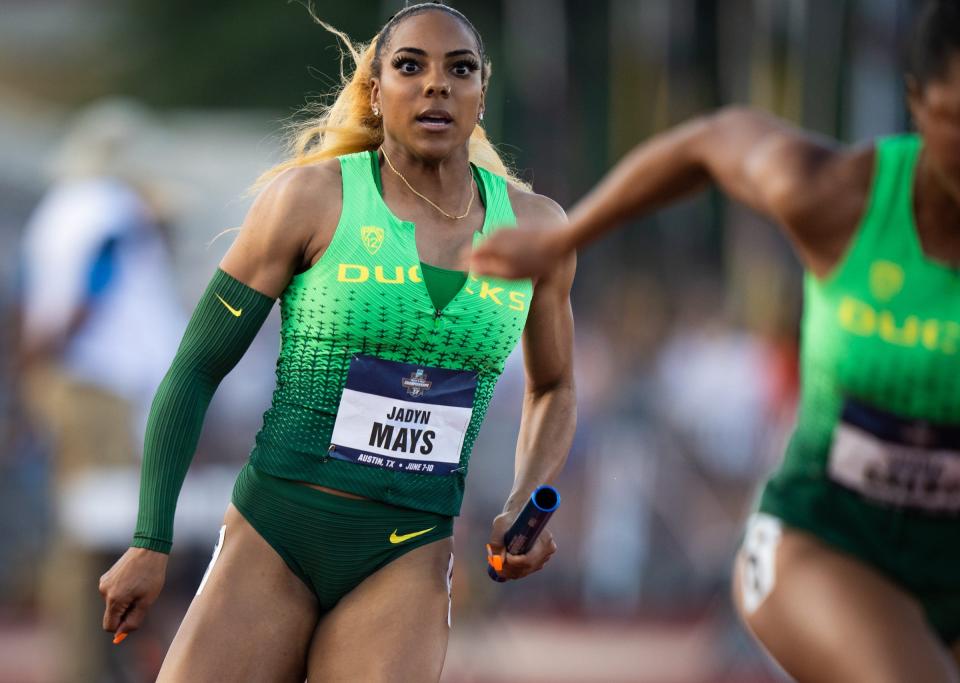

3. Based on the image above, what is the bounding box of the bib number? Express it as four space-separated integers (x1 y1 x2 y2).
827 400 960 513
329 355 477 475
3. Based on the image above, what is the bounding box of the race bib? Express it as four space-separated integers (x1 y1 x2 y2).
827 399 960 513
328 355 477 475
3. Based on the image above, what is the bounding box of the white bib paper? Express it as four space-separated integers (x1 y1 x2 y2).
328 355 477 475
828 423 960 512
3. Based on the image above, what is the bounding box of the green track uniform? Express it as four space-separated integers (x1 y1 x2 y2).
231 463 454 605
232 151 531 608
759 134 960 641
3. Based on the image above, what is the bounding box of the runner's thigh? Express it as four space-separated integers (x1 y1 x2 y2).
733 521 958 683
158 504 319 683
306 536 455 683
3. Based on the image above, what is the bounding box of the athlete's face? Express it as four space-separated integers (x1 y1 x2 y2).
371 11 486 161
909 53 960 194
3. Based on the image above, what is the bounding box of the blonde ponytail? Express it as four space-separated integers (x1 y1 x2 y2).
255 17 527 190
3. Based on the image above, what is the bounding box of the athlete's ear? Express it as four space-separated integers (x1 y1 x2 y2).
478 84 487 124
370 78 382 119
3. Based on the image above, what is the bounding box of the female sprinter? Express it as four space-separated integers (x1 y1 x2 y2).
98 4 576 681
471 1 960 680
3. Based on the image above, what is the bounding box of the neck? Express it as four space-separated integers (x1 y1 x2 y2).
916 150 960 219
379 140 471 196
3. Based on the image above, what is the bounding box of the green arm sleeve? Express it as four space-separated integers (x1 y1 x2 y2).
132 268 275 553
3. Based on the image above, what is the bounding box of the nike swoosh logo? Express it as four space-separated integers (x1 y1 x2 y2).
215 294 242 317
389 526 437 544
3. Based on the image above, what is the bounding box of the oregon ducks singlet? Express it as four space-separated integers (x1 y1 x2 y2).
757 134 960 640
763 134 960 495
249 151 532 516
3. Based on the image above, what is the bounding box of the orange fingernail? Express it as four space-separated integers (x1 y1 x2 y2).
486 544 504 572
113 632 128 645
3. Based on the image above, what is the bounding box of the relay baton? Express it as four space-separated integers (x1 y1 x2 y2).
487 485 561 582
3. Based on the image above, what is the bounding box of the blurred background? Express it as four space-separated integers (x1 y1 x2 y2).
0 0 922 681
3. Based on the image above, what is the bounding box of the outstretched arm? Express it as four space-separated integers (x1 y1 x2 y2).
487 194 576 580
472 107 863 279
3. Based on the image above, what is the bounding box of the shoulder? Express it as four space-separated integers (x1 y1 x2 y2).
505 185 575 291
244 158 343 247
771 141 875 276
220 158 345 293
506 185 567 228
255 159 342 223
775 142 873 226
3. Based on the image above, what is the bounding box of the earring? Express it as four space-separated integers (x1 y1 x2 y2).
478 110 484 122
373 106 381 117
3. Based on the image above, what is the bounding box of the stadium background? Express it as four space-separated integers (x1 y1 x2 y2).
0 1 922 681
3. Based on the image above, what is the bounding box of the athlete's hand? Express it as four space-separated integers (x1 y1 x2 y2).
486 512 558 581
99 547 168 638
469 224 571 280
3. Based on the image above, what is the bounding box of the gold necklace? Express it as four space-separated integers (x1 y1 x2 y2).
380 146 475 221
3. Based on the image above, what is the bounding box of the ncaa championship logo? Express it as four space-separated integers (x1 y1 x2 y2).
361 225 385 255
869 261 904 302
402 369 432 398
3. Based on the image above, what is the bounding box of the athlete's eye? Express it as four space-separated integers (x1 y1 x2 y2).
392 57 421 74
451 60 480 77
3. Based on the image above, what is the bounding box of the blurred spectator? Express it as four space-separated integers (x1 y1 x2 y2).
17 99 184 683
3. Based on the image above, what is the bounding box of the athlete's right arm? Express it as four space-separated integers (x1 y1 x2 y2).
472 107 868 279
99 162 342 638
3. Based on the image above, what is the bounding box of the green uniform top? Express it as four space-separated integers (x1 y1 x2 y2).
768 134 960 484
420 261 468 312
756 135 960 644
371 149 469 312
250 150 533 516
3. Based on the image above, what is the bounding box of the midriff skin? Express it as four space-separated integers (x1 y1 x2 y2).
298 482 369 500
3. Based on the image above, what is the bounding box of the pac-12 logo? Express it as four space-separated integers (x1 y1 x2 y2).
402 369 432 398
869 261 904 302
361 225 385 255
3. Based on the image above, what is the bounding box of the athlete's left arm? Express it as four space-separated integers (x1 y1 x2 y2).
488 190 577 581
